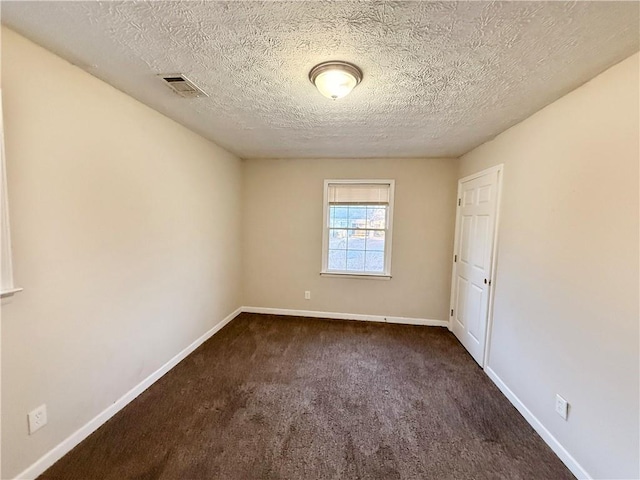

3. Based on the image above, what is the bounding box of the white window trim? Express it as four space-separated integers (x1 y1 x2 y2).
1 90 21 298
320 179 395 278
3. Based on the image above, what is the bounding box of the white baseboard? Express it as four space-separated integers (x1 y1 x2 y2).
242 306 448 327
14 307 242 480
484 366 591 480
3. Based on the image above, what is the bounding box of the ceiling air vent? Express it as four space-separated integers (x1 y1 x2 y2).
159 74 208 98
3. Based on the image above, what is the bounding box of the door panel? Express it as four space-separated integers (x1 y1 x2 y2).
460 215 473 263
462 188 475 206
478 184 492 204
451 169 501 366
473 215 489 269
467 283 483 341
455 276 468 330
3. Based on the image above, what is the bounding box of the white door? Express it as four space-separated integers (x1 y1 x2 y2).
450 166 502 366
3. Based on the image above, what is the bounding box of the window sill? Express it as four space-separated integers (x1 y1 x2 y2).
320 272 391 280
1 287 23 298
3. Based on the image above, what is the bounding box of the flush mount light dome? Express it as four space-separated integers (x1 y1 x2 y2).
309 61 363 100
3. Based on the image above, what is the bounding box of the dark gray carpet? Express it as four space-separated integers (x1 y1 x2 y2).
40 313 574 479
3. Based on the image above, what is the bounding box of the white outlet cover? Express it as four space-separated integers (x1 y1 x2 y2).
28 404 48 434
555 394 569 420
304 291 311 300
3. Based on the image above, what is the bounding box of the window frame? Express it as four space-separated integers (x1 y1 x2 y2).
321 179 395 279
0 90 21 299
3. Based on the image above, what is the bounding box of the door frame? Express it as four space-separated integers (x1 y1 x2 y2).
448 164 504 369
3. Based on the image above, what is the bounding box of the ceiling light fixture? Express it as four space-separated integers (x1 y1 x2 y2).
309 61 363 100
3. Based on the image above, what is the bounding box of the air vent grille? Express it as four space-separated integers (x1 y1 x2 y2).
159 74 208 98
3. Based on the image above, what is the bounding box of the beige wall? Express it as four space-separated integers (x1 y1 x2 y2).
459 53 639 479
1 28 243 478
242 157 458 320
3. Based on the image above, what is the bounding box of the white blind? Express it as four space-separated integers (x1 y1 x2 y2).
327 183 391 205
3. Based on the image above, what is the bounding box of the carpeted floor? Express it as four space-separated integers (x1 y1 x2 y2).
40 313 574 480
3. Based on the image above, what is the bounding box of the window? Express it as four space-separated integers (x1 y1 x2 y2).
321 180 395 278
1 90 20 298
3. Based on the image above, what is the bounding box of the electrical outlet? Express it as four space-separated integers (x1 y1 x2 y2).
555 394 569 420
28 404 48 434
304 290 311 300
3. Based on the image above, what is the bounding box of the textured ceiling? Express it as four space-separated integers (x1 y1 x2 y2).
2 1 639 159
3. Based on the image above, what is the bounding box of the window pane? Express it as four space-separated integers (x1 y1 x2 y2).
348 206 367 228
346 250 365 271
367 206 387 229
347 230 366 250
329 229 347 249
329 206 348 228
365 231 385 251
365 251 385 272
328 249 346 270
